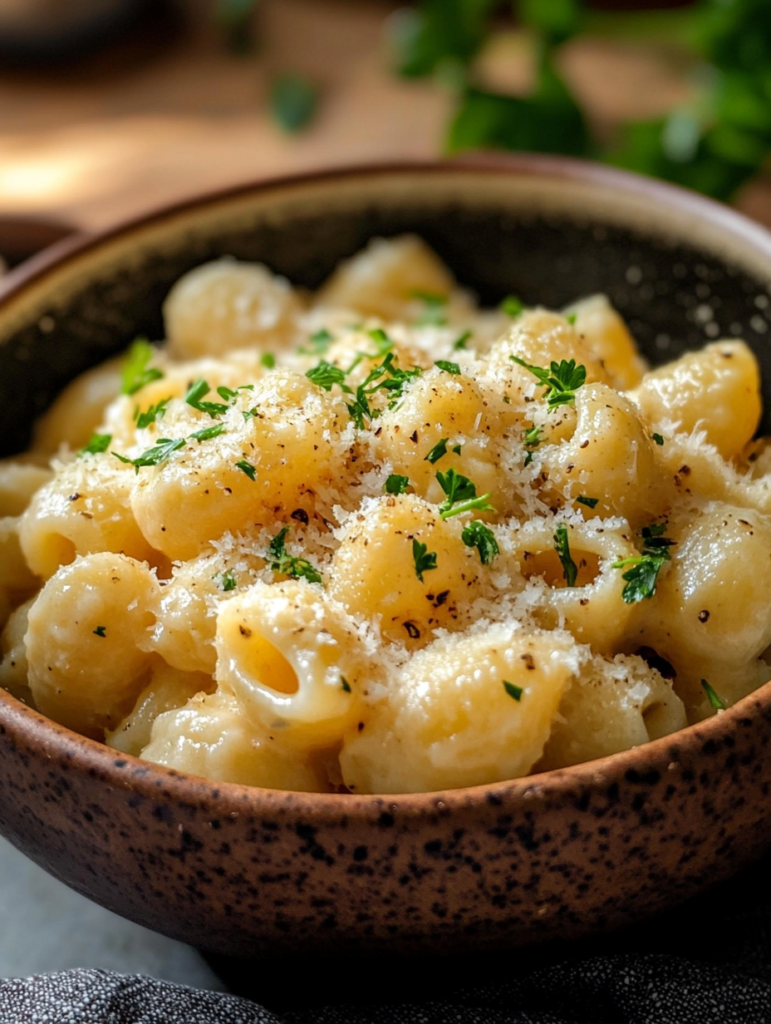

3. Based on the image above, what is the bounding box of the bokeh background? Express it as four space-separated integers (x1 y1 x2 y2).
1 0 770 244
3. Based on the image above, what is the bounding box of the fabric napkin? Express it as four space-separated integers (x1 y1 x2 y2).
2 849 771 1024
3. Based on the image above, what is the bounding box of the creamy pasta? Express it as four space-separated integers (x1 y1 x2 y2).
2 235 769 794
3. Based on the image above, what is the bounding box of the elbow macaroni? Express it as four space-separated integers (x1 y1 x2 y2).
2 235 770 793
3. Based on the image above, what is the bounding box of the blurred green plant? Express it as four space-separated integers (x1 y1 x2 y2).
270 74 319 133
389 0 771 201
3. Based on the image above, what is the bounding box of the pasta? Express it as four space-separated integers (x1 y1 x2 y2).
2 234 770 794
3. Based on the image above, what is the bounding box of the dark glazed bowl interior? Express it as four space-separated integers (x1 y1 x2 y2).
3 158 771 958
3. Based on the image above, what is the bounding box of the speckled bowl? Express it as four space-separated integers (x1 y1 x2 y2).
2 158 771 957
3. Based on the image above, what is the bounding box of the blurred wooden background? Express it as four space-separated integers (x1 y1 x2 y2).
0 0 769 235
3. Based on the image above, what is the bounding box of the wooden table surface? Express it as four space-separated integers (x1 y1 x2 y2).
0 0 770 235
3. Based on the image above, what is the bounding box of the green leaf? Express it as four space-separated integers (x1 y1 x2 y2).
189 424 226 442
447 56 590 158
300 328 333 355
135 399 170 429
652 433 665 446
93 625 107 638
270 74 318 134
461 520 499 565
503 679 523 701
384 473 410 495
435 360 461 375
425 438 449 464
113 436 186 472
517 0 584 45
121 339 163 396
185 378 230 418
452 330 473 350
236 459 257 481
511 355 586 409
268 525 323 584
389 0 501 79
576 495 598 509
215 569 238 592
501 295 524 318
260 353 276 369
306 360 347 391
437 468 495 518
701 678 726 711
412 539 438 582
78 433 112 457
554 525 578 587
611 522 676 603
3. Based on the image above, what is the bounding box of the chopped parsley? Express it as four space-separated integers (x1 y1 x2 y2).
452 330 472 351
340 676 352 693
503 680 523 701
114 436 186 472
501 295 524 318
425 438 449 464
511 355 587 410
121 339 163 396
235 459 257 481
78 433 112 457
565 312 577 326
366 327 395 355
554 525 578 587
135 398 171 429
435 359 461 375
215 570 238 592
413 290 448 326
185 378 230 418
260 353 276 369
268 526 323 584
652 432 665 446
93 625 107 638
300 328 333 355
306 361 347 391
412 539 438 582
189 424 226 442
523 425 542 466
701 679 726 711
437 468 494 519
384 473 410 495
576 496 599 509
270 73 318 134
461 520 499 565
612 523 676 603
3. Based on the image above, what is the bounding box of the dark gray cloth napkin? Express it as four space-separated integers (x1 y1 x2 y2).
2 851 771 1024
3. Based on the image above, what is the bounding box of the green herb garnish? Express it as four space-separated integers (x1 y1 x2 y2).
437 468 494 519
452 330 472 351
523 425 542 466
78 433 112 457
384 473 410 495
93 625 107 638
612 523 676 603
300 328 333 355
461 520 499 565
412 539 438 582
261 353 276 369
425 438 449 464
185 378 230 419
501 295 524 318
121 339 163 396
565 312 577 326
554 525 578 587
503 680 523 702
189 424 226 442
236 459 257 481
435 359 461 375
113 437 186 472
511 355 587 409
413 290 448 326
576 495 599 509
701 679 726 711
306 360 347 391
268 526 323 584
340 676 352 693
215 570 238 592
652 432 665 446
135 399 171 429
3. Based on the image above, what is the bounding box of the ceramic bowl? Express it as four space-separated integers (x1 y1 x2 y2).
2 158 771 957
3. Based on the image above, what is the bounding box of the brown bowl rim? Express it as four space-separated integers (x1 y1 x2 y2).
2 153 771 818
